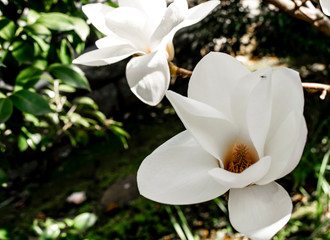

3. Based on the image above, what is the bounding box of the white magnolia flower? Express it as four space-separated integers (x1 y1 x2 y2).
73 0 220 106
320 0 330 16
137 52 307 240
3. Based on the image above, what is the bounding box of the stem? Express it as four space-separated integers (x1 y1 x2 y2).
302 82 330 100
169 62 192 78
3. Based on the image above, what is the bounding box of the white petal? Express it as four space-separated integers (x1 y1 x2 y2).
230 67 272 144
257 112 307 185
73 45 140 66
229 182 292 240
178 0 220 29
188 52 250 118
155 0 219 52
126 50 170 106
267 67 304 140
105 7 149 51
208 156 271 189
166 91 238 163
137 130 229 205
95 35 132 49
82 3 114 35
320 0 330 16
118 0 166 34
247 72 273 158
278 116 307 179
150 0 188 50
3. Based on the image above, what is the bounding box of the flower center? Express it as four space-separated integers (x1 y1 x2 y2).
222 143 258 173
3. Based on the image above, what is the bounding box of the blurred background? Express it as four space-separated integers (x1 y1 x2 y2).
0 0 329 239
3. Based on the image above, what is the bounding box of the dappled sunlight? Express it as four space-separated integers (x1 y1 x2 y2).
0 0 329 239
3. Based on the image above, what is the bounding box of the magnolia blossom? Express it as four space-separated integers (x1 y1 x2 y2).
137 52 307 240
320 0 330 16
73 0 220 106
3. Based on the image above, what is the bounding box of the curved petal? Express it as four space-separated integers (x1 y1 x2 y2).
188 52 250 118
159 0 220 49
320 0 330 16
229 182 292 240
166 91 238 163
178 0 220 29
230 67 272 144
267 67 304 140
118 0 166 34
82 3 114 35
126 50 170 106
73 45 140 66
105 7 149 51
247 72 273 158
208 156 271 189
137 130 229 205
95 35 133 49
278 116 307 179
257 112 307 185
150 0 188 50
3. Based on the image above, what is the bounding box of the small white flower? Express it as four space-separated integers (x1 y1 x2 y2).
73 0 220 106
137 52 307 240
320 0 330 16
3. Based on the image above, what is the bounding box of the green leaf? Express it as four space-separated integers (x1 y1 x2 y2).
0 229 9 239
12 41 34 63
48 63 90 90
106 2 118 8
74 97 98 110
36 13 74 31
30 34 50 53
40 224 60 240
75 42 85 54
58 84 76 93
110 125 130 139
91 110 106 123
15 67 43 88
0 98 13 123
71 16 90 41
32 59 48 70
57 38 72 64
26 9 40 25
0 17 16 41
10 90 51 115
70 112 90 128
25 23 51 36
18 134 28 152
0 169 8 185
24 113 40 126
73 213 97 230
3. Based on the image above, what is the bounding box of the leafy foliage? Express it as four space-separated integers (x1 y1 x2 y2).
253 3 330 61
32 212 97 239
0 0 129 186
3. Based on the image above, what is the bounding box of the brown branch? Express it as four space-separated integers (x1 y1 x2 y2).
264 0 330 37
302 82 330 99
169 62 192 78
169 64 330 99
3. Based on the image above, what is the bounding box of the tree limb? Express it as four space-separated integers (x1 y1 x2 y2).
264 0 330 37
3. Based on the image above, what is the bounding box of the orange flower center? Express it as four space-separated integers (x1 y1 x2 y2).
222 143 258 173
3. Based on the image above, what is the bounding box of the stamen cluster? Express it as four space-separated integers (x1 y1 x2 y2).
226 144 252 173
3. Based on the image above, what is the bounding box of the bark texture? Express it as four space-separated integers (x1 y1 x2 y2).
264 0 330 37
